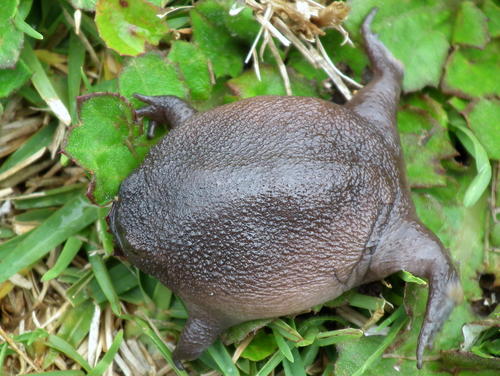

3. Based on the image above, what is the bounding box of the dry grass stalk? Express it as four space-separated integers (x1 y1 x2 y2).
233 0 360 99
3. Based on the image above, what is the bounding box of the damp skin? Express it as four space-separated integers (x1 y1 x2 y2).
108 9 462 369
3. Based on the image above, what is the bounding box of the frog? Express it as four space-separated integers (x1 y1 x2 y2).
107 8 462 369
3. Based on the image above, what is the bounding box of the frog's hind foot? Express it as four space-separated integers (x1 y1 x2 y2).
367 221 462 369
133 94 196 137
172 315 226 369
361 8 404 80
416 259 462 368
346 8 404 139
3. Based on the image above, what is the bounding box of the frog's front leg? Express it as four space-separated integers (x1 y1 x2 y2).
133 94 196 138
365 219 462 369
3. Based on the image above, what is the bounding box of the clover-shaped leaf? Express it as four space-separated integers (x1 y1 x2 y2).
95 0 168 56
64 93 159 205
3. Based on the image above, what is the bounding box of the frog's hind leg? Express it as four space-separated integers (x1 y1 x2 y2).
133 94 196 138
172 308 228 369
346 8 404 139
365 219 462 369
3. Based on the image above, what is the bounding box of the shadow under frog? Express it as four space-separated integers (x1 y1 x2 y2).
108 9 463 369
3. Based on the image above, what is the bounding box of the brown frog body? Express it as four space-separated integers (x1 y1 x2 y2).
108 9 462 369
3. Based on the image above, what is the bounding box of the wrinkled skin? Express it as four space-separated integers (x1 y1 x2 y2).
108 9 462 369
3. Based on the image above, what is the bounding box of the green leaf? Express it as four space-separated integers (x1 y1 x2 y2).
206 340 240 376
70 0 97 12
272 329 294 362
95 0 168 56
449 119 492 207
21 43 71 125
223 318 272 345
0 59 31 97
14 328 49 345
47 334 92 372
397 99 456 187
0 20 24 69
42 300 95 368
88 254 122 315
123 315 188 375
241 331 277 362
68 33 86 122
269 319 303 343
335 308 409 376
315 328 364 347
0 0 17 23
282 348 306 376
168 41 212 100
465 99 500 160
227 65 318 98
118 52 187 103
483 0 500 38
87 330 123 376
346 0 452 92
443 41 500 99
12 184 85 210
42 237 83 281
398 270 427 286
0 196 98 284
14 11 43 40
191 1 244 78
64 93 156 205
452 1 489 48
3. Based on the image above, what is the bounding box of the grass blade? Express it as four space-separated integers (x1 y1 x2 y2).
123 315 187 376
88 253 122 315
272 328 294 362
351 308 408 376
450 117 492 207
282 348 306 376
0 195 98 284
42 236 83 281
206 340 240 376
20 43 71 125
23 371 84 376
315 328 364 347
256 350 285 376
269 319 303 342
88 330 123 376
67 33 85 122
47 334 92 372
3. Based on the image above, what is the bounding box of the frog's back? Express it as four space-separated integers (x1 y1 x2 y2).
120 96 399 308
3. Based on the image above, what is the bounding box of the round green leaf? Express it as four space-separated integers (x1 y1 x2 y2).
190 4 244 78
453 1 489 48
64 93 157 205
168 41 212 100
466 99 500 160
95 0 168 56
443 42 500 99
118 53 187 103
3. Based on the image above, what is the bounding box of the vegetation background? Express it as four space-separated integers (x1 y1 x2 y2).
0 0 498 375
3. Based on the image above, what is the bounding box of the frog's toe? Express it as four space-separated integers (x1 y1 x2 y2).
416 265 462 368
361 8 404 80
133 94 196 130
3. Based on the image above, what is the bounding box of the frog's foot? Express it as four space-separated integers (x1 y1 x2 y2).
133 94 196 137
367 220 463 369
361 8 404 80
172 315 226 369
346 8 404 140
